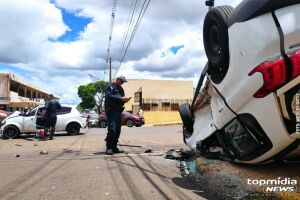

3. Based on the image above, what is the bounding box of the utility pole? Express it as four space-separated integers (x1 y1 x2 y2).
109 57 112 83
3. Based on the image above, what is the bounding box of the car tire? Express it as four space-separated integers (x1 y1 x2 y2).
179 103 194 134
126 119 134 127
99 120 107 128
67 123 81 135
3 126 20 139
203 6 233 84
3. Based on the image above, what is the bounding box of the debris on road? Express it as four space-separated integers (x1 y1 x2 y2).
165 149 196 160
105 192 110 196
15 143 22 146
144 148 152 153
14 154 20 158
164 149 181 160
40 150 48 155
34 143 38 146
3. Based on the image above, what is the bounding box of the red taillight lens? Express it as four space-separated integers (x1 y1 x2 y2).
249 58 287 98
288 49 300 79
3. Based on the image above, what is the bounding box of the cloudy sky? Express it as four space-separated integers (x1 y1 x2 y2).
0 0 241 104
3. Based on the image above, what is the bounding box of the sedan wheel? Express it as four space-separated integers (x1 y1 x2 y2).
99 120 107 128
126 120 134 127
67 124 80 135
3 126 20 139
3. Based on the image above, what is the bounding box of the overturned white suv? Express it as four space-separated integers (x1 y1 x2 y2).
0 105 86 139
179 0 300 164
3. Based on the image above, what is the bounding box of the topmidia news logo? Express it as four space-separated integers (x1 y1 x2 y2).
247 177 298 193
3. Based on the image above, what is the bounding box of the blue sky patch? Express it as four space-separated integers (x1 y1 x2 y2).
169 45 184 54
56 8 92 42
161 45 184 57
0 64 37 78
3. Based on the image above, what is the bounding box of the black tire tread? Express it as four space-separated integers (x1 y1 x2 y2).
179 103 194 134
3 125 20 139
203 5 233 84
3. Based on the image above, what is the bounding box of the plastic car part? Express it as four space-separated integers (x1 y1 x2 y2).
249 56 287 98
228 0 300 27
205 0 214 7
288 49 300 79
249 49 300 98
203 6 233 84
221 114 273 161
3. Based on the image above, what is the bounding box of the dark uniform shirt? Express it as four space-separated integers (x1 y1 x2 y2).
105 83 125 111
45 100 62 117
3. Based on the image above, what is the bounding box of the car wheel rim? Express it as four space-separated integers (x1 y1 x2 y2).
7 128 17 137
210 25 220 53
101 121 106 127
127 121 133 127
70 126 79 134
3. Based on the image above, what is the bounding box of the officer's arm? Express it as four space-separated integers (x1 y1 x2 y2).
56 101 62 109
45 102 49 109
105 86 123 103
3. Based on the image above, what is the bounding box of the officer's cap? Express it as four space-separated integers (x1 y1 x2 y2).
116 75 127 83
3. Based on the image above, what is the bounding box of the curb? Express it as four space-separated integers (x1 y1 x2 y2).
152 122 182 126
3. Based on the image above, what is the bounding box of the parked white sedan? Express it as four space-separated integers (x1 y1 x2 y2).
0 105 86 139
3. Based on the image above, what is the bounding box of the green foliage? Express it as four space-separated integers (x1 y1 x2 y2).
77 81 109 110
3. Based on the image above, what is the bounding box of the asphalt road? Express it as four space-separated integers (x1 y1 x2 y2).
0 126 206 200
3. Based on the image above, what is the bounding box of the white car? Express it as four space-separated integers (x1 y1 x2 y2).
0 105 86 139
179 0 300 164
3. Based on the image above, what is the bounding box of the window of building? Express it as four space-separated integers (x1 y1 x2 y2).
171 103 179 111
143 103 150 111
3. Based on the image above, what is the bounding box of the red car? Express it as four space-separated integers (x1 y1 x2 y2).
0 110 10 122
98 111 144 128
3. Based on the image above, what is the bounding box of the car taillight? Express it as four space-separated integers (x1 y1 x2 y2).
288 49 300 79
249 49 300 98
249 56 287 98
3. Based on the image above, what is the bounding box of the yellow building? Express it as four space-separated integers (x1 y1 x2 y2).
0 73 58 111
123 79 193 113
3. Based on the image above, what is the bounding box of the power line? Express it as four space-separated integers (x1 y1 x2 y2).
115 0 151 76
119 0 138 61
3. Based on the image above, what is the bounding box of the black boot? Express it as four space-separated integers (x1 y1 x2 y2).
113 147 124 153
106 149 114 155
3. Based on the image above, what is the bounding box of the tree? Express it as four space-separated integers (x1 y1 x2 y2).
77 81 108 112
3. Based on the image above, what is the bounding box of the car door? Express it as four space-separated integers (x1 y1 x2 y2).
23 108 37 132
56 106 72 131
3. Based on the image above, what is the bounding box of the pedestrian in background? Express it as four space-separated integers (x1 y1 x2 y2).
105 75 131 155
137 107 144 118
44 95 61 140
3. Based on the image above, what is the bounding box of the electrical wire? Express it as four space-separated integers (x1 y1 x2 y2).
119 0 138 60
115 0 151 76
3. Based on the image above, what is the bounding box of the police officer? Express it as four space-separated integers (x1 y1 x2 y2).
44 95 62 140
105 75 131 155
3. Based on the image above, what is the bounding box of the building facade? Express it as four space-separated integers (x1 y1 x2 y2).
0 73 58 111
122 79 193 114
